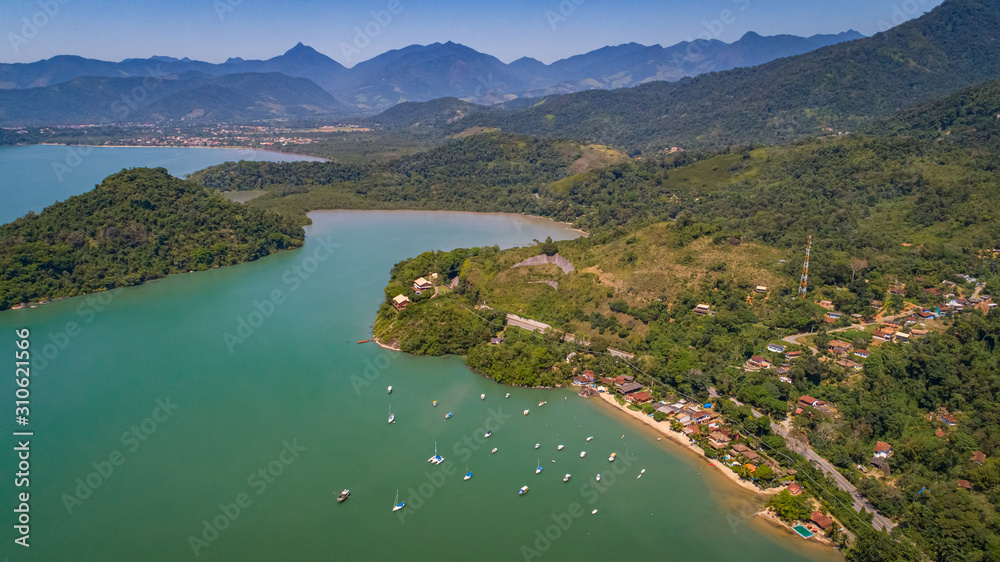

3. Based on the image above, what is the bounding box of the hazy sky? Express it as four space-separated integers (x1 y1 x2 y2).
2 0 945 65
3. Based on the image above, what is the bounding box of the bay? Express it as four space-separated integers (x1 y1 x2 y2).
0 145 322 224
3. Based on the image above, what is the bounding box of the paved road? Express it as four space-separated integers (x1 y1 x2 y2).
505 313 551 333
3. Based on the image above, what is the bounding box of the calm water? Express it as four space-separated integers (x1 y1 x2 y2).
0 145 323 224
0 148 839 561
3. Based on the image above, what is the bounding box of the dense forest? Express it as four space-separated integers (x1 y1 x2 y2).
0 167 304 309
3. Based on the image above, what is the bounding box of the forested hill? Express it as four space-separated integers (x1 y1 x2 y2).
871 76 1000 147
0 168 304 310
418 0 1000 152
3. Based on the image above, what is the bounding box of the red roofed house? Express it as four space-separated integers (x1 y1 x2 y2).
626 391 653 405
958 479 973 491
799 395 825 408
972 451 987 465
392 294 411 310
828 340 853 355
811 511 834 531
874 441 892 458
786 482 804 496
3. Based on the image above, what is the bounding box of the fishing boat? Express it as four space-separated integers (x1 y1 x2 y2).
428 442 444 465
387 385 392 394
484 430 492 438
523 409 530 416
536 459 543 474
586 436 594 442
596 474 601 482
557 444 564 450
534 443 540 449
336 489 350 502
491 447 498 454
563 474 571 482
519 486 529 495
388 403 394 424
481 393 485 400
445 412 453 419
392 489 404 512
580 451 586 458
608 452 617 462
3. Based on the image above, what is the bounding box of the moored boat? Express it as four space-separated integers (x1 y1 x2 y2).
563 474 571 482
596 474 601 482
534 443 540 449
538 400 546 407
484 430 492 438
432 400 438 407
505 393 510 398
536 458 543 474
519 486 529 495
586 436 593 442
608 452 617 462
336 489 350 502
387 385 392 394
491 447 498 454
445 412 453 419
557 444 564 450
523 409 530 416
580 451 586 458
392 489 404 512
481 393 485 400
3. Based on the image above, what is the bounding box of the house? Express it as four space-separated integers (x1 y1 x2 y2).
889 283 906 295
874 441 893 458
681 426 698 437
786 350 803 360
600 377 616 386
413 277 434 291
972 451 987 465
811 511 834 531
572 372 594 386
776 366 790 376
693 304 712 316
691 411 713 423
608 348 635 360
766 343 787 354
870 456 891 476
835 359 863 371
490 337 504 345
923 288 942 297
746 355 772 370
392 294 410 310
958 479 973 491
940 414 958 426
786 482 804 496
779 376 793 384
708 432 731 449
619 382 643 394
732 443 752 454
755 286 768 293
818 300 835 311
935 428 946 438
918 310 936 319
894 332 911 343
827 311 843 319
799 395 825 408
828 340 853 355
854 349 870 359
743 450 762 463
627 391 653 405
871 300 884 308
656 404 679 416
872 330 890 341
614 375 635 385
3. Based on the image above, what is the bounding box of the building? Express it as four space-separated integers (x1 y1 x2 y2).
489 337 504 345
972 451 987 465
799 395 825 408
692 304 712 316
755 286 768 293
619 382 643 394
746 355 772 370
627 391 653 405
766 343 787 353
413 277 434 291
392 294 410 310
894 332 911 344
940 414 958 426
828 340 853 355
818 300 835 311
836 359 863 371
786 350 803 360
958 479 973 491
872 330 890 341
854 349 870 359
870 456 890 476
811 511 834 531
874 441 893 458
786 482 804 496
608 348 635 360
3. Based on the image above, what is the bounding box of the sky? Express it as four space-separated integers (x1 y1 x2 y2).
2 0 945 66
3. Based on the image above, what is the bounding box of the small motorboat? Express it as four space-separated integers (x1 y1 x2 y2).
580 451 586 458
538 401 546 407
563 474 571 482
586 436 594 442
534 443 540 449
336 489 350 502
445 412 453 419
485 430 492 438
608 452 617 462
481 393 486 400
491 447 498 454
523 409 530 416
519 486 529 495
387 386 392 394
557 444 564 450
432 400 438 407
596 474 601 482
591 509 598 515
506 393 510 398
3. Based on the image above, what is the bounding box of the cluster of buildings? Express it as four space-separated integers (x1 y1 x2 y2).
391 273 442 310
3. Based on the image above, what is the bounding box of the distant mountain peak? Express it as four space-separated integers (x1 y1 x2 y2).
283 43 321 57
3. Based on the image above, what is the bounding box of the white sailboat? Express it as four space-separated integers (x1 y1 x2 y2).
580 451 586 458
388 403 394 424
481 393 486 400
535 458 543 474
387 385 392 394
392 489 404 512
491 447 498 454
557 444 565 450
464 466 472 480
428 442 443 464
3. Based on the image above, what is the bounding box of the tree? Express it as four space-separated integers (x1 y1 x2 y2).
848 257 869 282
539 236 558 256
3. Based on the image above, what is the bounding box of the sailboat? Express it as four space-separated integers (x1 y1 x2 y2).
506 393 510 398
392 489 404 512
563 474 571 482
485 430 492 438
557 444 565 450
388 403 394 424
387 385 392 394
464 467 472 481
586 436 594 442
481 393 486 400
534 443 540 449
580 451 586 458
538 400 546 407
491 447 498 454
535 458 543 474
428 442 444 464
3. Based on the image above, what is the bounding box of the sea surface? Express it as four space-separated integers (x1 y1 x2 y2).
0 144 322 224
0 148 840 561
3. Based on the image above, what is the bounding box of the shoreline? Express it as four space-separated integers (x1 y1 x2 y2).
306 208 589 239
591 391 781 497
33 143 328 161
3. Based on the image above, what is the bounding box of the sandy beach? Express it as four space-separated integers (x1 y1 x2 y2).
593 391 781 497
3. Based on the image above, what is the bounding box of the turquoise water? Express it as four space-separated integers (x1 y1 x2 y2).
0 148 840 561
0 145 322 223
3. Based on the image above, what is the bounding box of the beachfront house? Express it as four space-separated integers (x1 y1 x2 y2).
786 483 804 496
627 391 653 405
619 382 643 395
811 511 834 532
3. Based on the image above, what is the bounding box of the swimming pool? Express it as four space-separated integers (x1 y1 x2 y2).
792 525 814 539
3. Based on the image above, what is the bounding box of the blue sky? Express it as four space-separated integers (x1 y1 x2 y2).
2 0 944 65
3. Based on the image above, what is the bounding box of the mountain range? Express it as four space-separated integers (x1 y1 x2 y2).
0 31 863 121
402 0 1000 152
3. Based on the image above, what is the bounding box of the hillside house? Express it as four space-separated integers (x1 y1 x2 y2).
874 441 893 458
766 343 787 353
799 395 825 408
972 451 987 465
392 294 410 310
786 350 803 360
958 479 973 491
811 512 834 531
940 414 958 426
786 482 804 496
755 286 768 293
692 304 712 316
818 300 835 311
854 349 870 359
870 456 890 476
828 340 853 355
413 277 434 291
745 355 772 370
619 382 643 394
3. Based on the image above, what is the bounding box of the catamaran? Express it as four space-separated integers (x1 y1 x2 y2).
428 442 444 464
392 489 404 512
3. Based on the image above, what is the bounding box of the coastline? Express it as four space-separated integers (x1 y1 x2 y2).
34 143 328 161
591 391 780 497
305 209 589 239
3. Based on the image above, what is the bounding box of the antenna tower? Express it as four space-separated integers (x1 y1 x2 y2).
798 235 812 298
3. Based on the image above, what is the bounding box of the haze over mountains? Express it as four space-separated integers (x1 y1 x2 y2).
0 31 862 124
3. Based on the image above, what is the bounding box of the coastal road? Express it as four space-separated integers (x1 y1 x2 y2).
772 424 896 532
